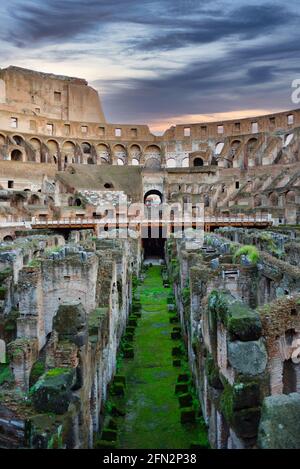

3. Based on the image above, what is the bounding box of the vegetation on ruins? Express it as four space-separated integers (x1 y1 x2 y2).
233 245 260 265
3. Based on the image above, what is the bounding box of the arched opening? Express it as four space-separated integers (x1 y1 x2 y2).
3 235 13 242
29 138 41 162
28 194 41 206
114 144 126 165
166 158 176 168
97 144 110 163
130 144 141 165
104 183 114 189
144 189 163 206
284 133 294 147
145 145 161 159
142 188 166 259
286 191 296 204
193 157 204 167
247 138 258 153
144 145 161 169
87 156 95 165
230 140 241 162
11 194 25 208
11 149 23 161
12 135 24 146
62 141 76 165
47 140 59 165
215 142 224 155
82 142 91 154
75 199 82 207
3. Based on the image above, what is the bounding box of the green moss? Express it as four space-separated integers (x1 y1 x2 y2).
208 290 229 323
0 286 7 300
30 361 46 387
205 354 222 389
220 381 234 423
103 265 207 449
0 268 13 282
233 245 260 265
45 368 70 378
0 364 14 386
28 259 41 268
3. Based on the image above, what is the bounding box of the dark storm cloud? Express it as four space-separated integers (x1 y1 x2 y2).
1 0 300 125
132 5 290 51
4 1 293 49
95 47 296 123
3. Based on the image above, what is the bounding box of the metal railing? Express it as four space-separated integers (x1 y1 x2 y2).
0 213 273 229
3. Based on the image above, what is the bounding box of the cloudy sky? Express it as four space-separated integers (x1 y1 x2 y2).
0 0 299 132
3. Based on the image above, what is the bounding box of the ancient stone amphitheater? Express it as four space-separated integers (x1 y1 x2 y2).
0 66 300 450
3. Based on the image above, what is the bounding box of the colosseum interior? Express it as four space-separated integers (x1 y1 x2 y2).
1 66 300 450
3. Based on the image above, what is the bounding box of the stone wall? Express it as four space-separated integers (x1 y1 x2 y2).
166 229 300 449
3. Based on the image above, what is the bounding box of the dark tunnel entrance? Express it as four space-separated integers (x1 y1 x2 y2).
142 226 166 259
143 238 166 259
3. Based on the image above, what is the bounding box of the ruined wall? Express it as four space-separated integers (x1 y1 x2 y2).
166 229 300 449
0 231 139 448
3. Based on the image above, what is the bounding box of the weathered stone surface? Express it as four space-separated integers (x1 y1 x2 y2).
31 368 76 414
258 393 300 449
227 339 267 376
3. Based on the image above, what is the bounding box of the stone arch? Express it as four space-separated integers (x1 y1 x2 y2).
12 135 24 146
97 143 110 163
166 158 176 168
129 144 141 165
0 133 6 146
11 193 25 208
113 144 127 165
82 142 92 154
11 149 23 162
30 138 41 151
144 189 163 205
193 157 204 167
247 137 258 153
144 145 161 163
47 139 59 165
3 235 13 242
62 141 76 165
231 139 241 157
29 137 41 162
215 142 225 155
286 191 296 204
28 194 41 206
284 133 294 147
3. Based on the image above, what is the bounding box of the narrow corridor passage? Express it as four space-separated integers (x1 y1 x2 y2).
116 265 207 449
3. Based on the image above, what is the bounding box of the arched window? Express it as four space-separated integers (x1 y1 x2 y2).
166 159 176 168
144 190 163 206
82 142 91 154
193 157 204 167
11 149 23 161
